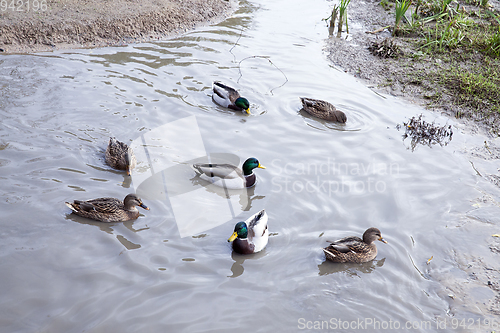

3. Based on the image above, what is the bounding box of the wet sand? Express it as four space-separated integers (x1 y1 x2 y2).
0 0 235 53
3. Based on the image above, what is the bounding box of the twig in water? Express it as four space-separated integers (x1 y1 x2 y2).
469 161 482 177
484 140 492 154
229 28 245 62
237 55 288 94
366 26 392 34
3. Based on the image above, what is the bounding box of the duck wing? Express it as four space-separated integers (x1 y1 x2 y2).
213 82 240 103
245 210 269 253
193 163 243 179
300 97 346 123
329 236 369 253
247 210 268 240
74 197 123 214
106 137 128 156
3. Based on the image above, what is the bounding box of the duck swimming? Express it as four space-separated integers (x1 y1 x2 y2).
193 157 265 189
300 97 347 123
323 227 387 263
228 210 268 254
212 82 250 114
105 137 136 176
65 194 149 222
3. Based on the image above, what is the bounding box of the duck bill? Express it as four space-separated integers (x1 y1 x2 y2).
379 237 387 244
140 203 150 210
126 170 131 176
228 232 238 242
244 108 251 115
257 164 266 169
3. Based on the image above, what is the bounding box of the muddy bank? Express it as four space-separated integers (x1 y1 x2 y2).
324 0 500 136
0 0 235 53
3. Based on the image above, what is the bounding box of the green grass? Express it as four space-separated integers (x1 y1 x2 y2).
338 0 352 35
487 29 500 56
377 0 500 130
380 0 393 11
394 0 413 36
436 63 500 115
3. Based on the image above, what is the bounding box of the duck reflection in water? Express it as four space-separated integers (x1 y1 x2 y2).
228 250 268 278
65 214 149 250
318 258 386 276
190 175 266 212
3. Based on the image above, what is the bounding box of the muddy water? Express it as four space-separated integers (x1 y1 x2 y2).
1 0 500 332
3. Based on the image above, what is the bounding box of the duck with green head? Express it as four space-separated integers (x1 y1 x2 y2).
212 82 250 114
323 227 387 263
193 157 266 189
228 210 268 254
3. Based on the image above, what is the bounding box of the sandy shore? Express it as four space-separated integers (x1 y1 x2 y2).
0 0 235 53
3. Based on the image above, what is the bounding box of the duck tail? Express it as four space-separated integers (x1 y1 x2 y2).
323 248 336 258
192 163 203 174
65 202 77 212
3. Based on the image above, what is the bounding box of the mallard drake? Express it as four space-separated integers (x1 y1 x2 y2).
323 227 387 263
65 194 149 222
105 137 136 176
212 81 250 114
300 97 347 123
228 210 268 254
193 157 265 189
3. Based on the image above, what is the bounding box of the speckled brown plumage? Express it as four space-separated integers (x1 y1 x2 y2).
65 194 149 222
300 97 347 123
105 137 136 176
323 227 387 263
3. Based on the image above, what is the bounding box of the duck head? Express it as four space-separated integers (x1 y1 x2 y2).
242 157 266 176
235 97 250 115
124 194 149 211
363 227 387 244
228 221 248 242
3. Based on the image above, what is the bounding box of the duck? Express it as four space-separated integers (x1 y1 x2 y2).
105 137 136 176
228 210 268 254
300 97 347 123
193 157 265 189
323 227 387 263
212 81 250 114
65 194 149 222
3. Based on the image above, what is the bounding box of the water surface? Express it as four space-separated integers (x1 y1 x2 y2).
1 0 500 332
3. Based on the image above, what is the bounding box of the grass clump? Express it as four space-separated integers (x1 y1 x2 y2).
437 64 500 114
487 29 500 56
394 0 412 36
374 0 500 131
338 0 352 36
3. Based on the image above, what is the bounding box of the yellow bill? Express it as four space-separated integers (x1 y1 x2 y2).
228 232 238 242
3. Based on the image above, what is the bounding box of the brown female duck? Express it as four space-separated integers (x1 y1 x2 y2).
105 137 136 176
323 227 387 263
300 97 347 123
65 194 149 222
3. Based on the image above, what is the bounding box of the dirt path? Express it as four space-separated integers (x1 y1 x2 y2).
0 0 235 53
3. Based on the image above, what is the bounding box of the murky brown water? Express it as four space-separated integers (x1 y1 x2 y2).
2 0 500 332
